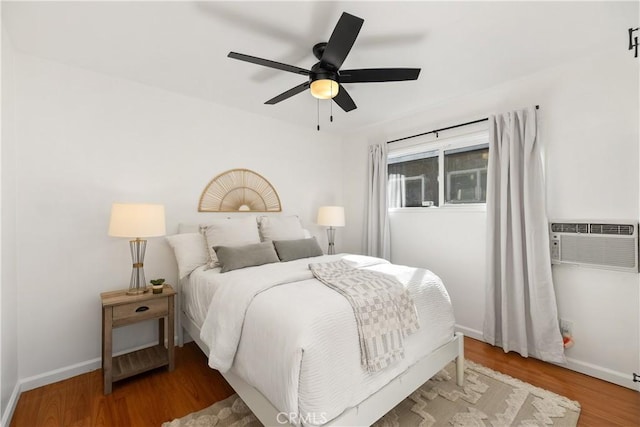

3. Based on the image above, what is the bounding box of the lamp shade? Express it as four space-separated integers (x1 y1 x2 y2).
310 79 339 99
108 203 166 238
317 206 345 227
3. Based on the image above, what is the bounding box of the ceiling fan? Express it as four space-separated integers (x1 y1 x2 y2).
227 12 421 113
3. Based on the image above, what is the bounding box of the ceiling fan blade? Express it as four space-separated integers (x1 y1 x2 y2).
265 82 310 105
321 12 364 70
333 85 357 112
340 68 421 83
228 52 310 76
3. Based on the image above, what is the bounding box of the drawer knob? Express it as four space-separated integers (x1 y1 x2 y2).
135 306 149 313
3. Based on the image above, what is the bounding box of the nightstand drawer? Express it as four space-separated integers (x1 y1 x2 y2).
112 297 168 326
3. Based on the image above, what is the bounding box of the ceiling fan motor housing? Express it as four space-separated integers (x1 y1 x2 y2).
310 62 339 84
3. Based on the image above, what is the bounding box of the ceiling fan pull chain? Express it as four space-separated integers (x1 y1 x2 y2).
330 85 334 123
317 99 320 131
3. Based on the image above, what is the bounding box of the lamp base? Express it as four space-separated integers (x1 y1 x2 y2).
126 287 149 296
128 238 148 296
326 226 336 255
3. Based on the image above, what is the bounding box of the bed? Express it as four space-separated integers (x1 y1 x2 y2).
168 217 464 426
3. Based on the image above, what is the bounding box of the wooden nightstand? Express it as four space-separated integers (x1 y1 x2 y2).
101 285 176 394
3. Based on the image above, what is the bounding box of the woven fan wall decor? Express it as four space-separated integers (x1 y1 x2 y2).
198 169 282 212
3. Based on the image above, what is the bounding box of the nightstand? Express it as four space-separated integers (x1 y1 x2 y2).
101 285 176 394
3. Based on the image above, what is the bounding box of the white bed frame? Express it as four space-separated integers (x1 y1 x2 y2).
179 307 464 426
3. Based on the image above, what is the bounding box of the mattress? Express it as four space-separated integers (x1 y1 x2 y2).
182 254 455 426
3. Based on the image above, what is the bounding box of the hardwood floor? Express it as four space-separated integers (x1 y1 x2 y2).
10 338 640 426
10 343 235 427
465 338 640 427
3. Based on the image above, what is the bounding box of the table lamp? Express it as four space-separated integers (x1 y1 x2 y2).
317 206 345 255
108 203 166 295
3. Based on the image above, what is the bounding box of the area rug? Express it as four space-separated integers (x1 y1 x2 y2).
162 360 581 426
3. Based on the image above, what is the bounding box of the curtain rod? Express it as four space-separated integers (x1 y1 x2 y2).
387 105 540 144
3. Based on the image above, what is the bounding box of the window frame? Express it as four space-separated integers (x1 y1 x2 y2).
387 128 489 212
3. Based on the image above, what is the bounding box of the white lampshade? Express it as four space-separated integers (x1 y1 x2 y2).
108 203 166 238
317 206 345 227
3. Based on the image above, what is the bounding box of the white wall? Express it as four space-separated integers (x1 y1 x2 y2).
342 48 639 389
10 53 342 385
1 25 19 424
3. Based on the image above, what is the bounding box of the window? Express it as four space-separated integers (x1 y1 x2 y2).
444 145 489 204
388 151 439 207
387 131 488 208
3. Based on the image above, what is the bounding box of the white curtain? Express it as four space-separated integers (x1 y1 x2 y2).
365 143 391 260
483 107 566 364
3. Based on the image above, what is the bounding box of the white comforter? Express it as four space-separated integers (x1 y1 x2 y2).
197 254 455 426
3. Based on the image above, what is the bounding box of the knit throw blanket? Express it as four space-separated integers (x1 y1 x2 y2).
309 260 420 372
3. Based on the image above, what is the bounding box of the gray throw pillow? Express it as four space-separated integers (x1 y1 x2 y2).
214 242 280 273
273 237 324 262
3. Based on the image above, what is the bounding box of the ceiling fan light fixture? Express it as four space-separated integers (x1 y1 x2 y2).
310 79 339 99
228 12 420 114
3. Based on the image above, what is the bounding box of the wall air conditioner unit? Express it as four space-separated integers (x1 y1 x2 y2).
549 221 639 273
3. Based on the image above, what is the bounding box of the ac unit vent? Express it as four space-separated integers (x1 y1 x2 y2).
550 223 588 233
549 220 639 273
590 223 634 235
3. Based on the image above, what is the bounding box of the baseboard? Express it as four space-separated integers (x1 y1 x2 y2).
19 356 102 393
1 382 20 427
561 357 639 391
19 336 180 392
455 323 638 391
4 336 181 426
454 324 483 341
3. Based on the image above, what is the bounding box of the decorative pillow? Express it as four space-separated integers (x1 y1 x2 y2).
201 216 261 268
214 242 280 273
258 215 305 242
165 233 209 279
273 237 324 262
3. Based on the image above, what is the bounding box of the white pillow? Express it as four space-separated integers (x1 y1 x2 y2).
201 216 261 268
258 215 305 242
165 233 209 279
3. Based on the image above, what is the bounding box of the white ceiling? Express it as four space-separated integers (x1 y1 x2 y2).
2 1 634 134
